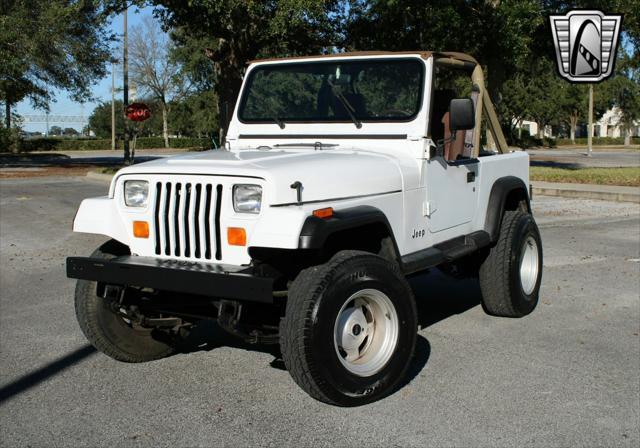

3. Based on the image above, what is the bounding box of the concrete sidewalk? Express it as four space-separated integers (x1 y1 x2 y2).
532 181 640 204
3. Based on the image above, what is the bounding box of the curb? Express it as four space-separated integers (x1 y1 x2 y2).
532 182 640 204
86 171 114 183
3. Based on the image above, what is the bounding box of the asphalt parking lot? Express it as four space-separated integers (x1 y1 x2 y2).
1 176 639 447
528 148 640 168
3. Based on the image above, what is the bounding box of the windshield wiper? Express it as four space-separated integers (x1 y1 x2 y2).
274 142 339 150
327 80 362 129
271 116 285 129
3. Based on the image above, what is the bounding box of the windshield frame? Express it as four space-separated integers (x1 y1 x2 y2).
236 57 427 125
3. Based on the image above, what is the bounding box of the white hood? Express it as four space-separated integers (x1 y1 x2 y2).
114 147 419 205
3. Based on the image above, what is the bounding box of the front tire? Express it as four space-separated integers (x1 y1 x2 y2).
479 210 543 317
280 251 417 406
74 240 175 362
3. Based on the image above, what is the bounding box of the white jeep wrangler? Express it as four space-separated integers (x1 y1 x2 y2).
68 51 542 406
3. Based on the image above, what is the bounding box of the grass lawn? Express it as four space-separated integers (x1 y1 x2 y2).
530 166 640 187
99 167 122 175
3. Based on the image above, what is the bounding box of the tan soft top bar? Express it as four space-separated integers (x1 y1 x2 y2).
248 51 478 65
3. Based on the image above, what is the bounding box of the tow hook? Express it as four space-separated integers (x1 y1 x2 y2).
139 316 182 328
102 284 124 302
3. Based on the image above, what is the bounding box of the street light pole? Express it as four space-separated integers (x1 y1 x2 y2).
4 101 9 129
111 62 116 151
587 84 593 157
123 7 130 163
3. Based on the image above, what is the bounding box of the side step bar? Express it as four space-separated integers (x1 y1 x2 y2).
401 230 491 275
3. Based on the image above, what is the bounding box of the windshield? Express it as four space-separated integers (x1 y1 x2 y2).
238 58 424 124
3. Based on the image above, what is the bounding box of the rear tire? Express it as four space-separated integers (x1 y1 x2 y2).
74 240 175 362
479 210 543 317
280 251 417 406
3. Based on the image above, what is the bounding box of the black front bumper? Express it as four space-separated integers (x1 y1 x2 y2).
66 256 274 303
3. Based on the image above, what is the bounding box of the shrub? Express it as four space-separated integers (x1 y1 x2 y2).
555 136 639 146
19 138 110 151
134 137 212 149
513 134 544 149
17 136 213 152
0 127 22 153
543 136 557 148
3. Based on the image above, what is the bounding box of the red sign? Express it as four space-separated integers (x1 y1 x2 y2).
126 103 151 122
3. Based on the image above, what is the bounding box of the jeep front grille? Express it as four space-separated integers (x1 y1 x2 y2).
153 182 222 260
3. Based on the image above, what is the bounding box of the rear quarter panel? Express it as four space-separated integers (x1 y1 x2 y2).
472 151 530 231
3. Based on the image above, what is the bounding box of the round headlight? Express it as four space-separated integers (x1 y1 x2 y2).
124 180 149 207
233 184 262 213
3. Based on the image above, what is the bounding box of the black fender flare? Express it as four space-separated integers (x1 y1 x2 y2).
298 205 401 258
484 176 531 242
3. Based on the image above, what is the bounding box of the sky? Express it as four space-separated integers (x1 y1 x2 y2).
16 6 164 134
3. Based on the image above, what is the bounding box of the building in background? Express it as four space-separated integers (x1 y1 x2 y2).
517 107 639 140
594 107 640 138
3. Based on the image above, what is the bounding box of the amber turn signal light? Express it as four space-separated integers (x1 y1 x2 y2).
313 207 334 219
133 221 149 238
227 227 247 246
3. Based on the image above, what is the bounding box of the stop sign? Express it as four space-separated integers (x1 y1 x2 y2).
126 103 151 122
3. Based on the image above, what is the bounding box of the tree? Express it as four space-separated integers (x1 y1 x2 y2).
169 91 218 139
496 61 565 142
0 1 113 128
146 0 340 140
344 0 635 142
498 74 532 140
63 127 79 136
49 126 63 136
168 29 219 139
129 16 187 147
101 0 634 144
559 84 588 143
89 100 125 139
595 53 640 145
521 60 565 139
345 0 545 101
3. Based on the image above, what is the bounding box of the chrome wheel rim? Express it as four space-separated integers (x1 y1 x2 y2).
520 236 539 295
333 289 399 377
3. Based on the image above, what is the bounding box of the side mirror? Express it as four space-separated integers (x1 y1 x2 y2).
449 98 475 132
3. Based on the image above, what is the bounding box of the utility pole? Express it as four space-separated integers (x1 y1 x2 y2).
4 101 9 129
80 103 85 135
45 103 49 136
111 61 116 151
123 7 130 163
587 84 593 157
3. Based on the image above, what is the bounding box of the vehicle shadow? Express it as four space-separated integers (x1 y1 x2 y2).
396 268 481 390
0 271 479 405
176 319 283 365
176 268 481 394
529 160 582 169
409 268 482 329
